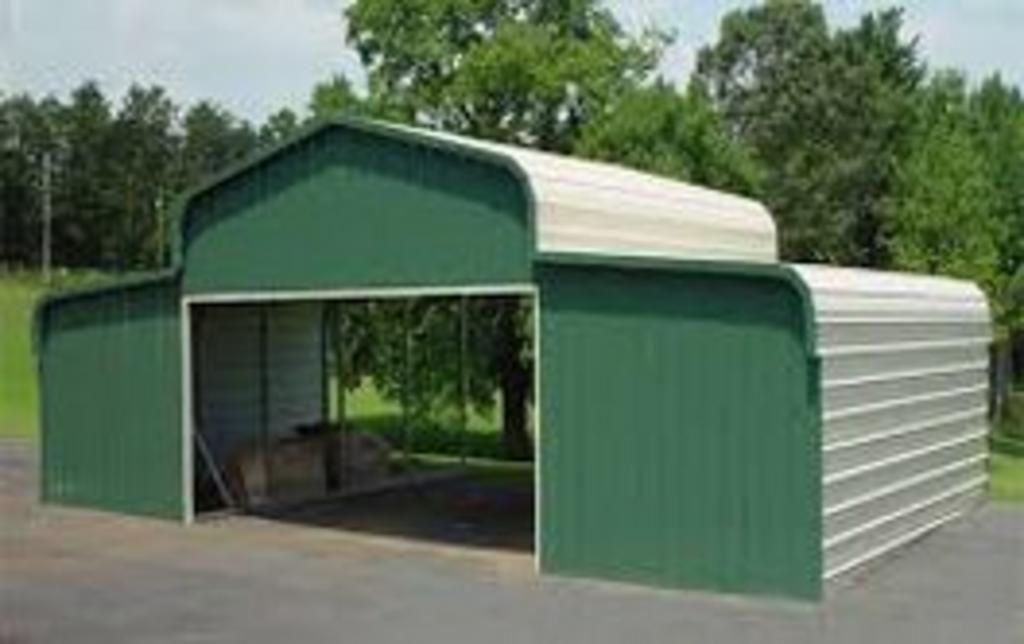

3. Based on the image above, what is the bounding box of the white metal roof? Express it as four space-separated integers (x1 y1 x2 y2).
791 263 991 324
383 122 779 263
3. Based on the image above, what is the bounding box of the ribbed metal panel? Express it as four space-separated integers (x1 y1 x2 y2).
195 303 323 464
266 302 324 437
181 125 532 295
539 260 819 599
37 276 183 519
792 265 991 583
195 305 260 463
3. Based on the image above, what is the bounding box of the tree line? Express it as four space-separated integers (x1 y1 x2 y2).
2 0 1022 453
2 1 1021 323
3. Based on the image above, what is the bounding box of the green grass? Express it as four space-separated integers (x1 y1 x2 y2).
0 274 45 439
342 378 506 459
0 270 110 439
343 377 501 434
990 452 1024 503
991 389 1024 503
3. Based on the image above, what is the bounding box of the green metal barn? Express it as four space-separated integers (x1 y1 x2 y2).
35 118 991 600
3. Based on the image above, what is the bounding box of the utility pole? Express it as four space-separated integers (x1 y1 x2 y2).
155 190 165 267
41 151 52 284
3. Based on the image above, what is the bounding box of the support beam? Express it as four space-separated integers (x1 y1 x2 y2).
401 300 413 469
459 297 469 465
259 304 272 499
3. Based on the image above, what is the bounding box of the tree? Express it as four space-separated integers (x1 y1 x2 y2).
886 72 1002 292
828 9 924 265
259 108 301 145
0 93 62 268
177 101 258 189
52 82 115 268
308 75 370 120
0 94 40 266
346 0 665 151
969 75 1024 277
575 80 761 195
105 85 179 270
695 1 922 264
1006 264 1024 337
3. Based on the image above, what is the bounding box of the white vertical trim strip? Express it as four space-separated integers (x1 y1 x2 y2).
533 286 542 573
181 299 194 524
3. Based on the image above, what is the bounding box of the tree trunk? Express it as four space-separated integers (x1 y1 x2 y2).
500 360 532 461
497 301 532 461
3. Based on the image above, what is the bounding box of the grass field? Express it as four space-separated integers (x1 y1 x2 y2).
0 271 112 439
343 377 505 458
990 390 1024 503
990 452 1024 503
0 274 46 438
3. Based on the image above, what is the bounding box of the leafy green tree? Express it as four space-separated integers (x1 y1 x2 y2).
177 101 258 189
52 82 115 268
308 75 370 119
886 72 1002 292
259 108 301 145
101 85 179 269
0 93 63 267
1006 264 1024 336
575 80 761 195
695 1 921 264
969 75 1024 277
346 0 664 151
0 94 40 266
829 9 924 265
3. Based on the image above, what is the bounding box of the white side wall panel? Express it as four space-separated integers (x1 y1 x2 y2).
266 302 324 438
195 305 261 464
195 303 324 466
792 264 992 583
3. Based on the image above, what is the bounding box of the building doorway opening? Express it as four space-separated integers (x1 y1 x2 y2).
188 289 537 553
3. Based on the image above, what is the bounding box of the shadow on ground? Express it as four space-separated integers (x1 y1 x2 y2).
246 474 534 553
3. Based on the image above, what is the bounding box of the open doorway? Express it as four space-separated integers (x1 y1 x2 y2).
187 289 537 553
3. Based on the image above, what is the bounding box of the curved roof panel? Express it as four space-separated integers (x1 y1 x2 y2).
382 122 778 263
791 264 991 323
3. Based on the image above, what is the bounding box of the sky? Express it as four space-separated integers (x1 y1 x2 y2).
2 0 1022 123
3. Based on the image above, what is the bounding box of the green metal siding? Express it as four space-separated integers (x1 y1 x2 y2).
38 276 182 519
538 259 821 599
181 126 532 294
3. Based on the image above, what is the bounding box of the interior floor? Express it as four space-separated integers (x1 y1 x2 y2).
248 465 534 552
